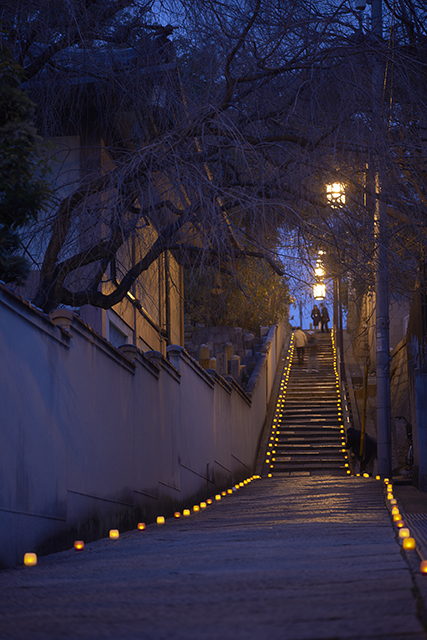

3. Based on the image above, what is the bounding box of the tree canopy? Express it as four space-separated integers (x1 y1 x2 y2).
1 0 426 315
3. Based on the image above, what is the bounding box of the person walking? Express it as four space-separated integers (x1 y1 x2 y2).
294 327 307 364
320 303 330 333
311 304 321 331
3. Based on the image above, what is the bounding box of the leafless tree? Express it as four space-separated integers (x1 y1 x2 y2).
2 0 427 316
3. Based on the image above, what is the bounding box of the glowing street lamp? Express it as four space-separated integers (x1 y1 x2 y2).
313 282 326 300
326 182 346 207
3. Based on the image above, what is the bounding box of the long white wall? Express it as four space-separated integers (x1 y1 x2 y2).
0 284 286 568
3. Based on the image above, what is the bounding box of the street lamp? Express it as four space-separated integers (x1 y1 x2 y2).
326 182 346 207
313 282 326 300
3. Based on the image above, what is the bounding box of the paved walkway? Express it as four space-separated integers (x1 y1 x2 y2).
1 475 426 640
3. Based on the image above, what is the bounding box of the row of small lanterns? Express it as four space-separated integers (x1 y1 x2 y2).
331 329 351 473
265 333 295 476
23 475 261 566
383 478 427 574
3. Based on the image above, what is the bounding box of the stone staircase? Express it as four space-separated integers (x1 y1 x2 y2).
264 331 350 476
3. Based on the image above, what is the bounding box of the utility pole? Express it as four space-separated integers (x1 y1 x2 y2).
371 0 392 476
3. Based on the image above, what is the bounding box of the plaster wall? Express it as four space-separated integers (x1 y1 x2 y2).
0 286 285 568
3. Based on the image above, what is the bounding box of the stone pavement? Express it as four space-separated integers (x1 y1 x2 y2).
1 475 426 640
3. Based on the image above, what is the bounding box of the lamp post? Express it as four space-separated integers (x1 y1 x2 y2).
313 254 326 304
326 183 346 384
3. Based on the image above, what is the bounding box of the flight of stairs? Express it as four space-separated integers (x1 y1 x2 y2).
263 330 350 476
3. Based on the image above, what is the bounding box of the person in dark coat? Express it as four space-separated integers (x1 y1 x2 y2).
320 303 330 333
311 304 321 331
345 427 377 474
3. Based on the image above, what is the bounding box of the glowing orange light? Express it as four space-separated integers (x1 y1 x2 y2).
239 482 244 487
221 491 227 496
346 469 351 474
390 498 397 505
399 528 410 539
207 499 213 504
200 502 207 508
391 507 399 515
23 553 37 566
420 560 427 574
393 514 402 522
384 478 390 484
193 505 200 512
396 520 405 528
109 529 120 539
268 473 272 478
174 512 181 518
137 522 146 530
227 489 233 494
363 473 369 478
215 495 221 501
403 537 416 551
183 509 191 516
74 540 85 551
156 516 165 525
376 475 381 480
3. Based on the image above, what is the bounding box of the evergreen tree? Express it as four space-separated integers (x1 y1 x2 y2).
0 46 49 284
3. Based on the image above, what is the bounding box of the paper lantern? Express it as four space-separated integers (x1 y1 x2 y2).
109 529 119 539
363 473 369 478
207 499 213 504
390 499 397 505
156 516 165 525
399 528 410 539
396 520 405 529
391 506 399 515
193 505 200 512
420 560 427 574
137 522 146 530
221 491 227 496
183 509 191 516
403 537 416 551
200 502 207 508
74 540 85 551
174 512 181 518
393 514 402 522
227 489 233 494
23 553 37 566
376 475 380 480
215 494 221 501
